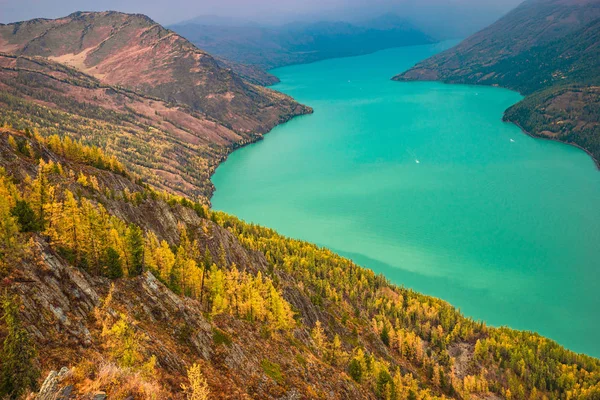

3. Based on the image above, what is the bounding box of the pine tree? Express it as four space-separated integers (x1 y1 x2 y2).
0 192 27 278
29 161 50 230
10 200 39 232
311 320 327 355
126 224 144 276
61 191 81 263
155 240 175 283
330 334 342 366
0 293 40 399
104 247 123 279
102 313 144 368
380 323 390 347
348 358 363 383
209 264 227 315
199 247 212 305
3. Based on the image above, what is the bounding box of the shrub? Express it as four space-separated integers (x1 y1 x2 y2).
212 328 232 346
261 359 283 384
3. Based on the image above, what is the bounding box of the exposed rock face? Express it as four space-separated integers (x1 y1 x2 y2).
13 232 368 398
0 130 371 398
35 367 72 400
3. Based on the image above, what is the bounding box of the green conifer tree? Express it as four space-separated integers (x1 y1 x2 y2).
0 293 40 399
126 225 144 276
10 200 39 232
104 247 123 279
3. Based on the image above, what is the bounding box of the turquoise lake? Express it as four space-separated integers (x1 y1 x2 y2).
212 42 600 357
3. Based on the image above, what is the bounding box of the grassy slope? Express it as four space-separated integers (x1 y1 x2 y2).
0 12 310 135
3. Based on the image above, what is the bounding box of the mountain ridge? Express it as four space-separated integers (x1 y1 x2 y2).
170 15 435 73
0 11 310 134
1 7 600 400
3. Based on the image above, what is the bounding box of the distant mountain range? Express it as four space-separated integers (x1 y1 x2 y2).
170 14 435 83
395 0 600 166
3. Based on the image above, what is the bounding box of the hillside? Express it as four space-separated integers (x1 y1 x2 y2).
2 127 600 399
170 15 434 73
0 11 309 134
394 0 600 166
0 13 311 200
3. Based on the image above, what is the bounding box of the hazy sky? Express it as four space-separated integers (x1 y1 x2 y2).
0 0 523 31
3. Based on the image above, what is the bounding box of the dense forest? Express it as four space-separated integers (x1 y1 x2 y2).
1 127 600 398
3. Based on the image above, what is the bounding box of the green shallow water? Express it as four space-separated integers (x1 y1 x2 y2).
212 42 600 357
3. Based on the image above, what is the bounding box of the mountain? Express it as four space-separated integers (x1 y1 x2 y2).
0 11 309 135
170 15 435 72
394 0 600 166
2 126 600 399
2 8 600 400
0 12 311 200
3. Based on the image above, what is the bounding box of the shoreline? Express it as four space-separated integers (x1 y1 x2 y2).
392 75 600 171
508 119 600 170
206 108 313 203
207 56 600 359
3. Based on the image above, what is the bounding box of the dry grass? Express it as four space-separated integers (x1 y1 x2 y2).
68 360 170 399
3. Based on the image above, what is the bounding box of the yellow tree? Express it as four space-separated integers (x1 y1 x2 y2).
311 320 327 355
181 363 210 400
154 240 175 283
267 282 294 330
60 190 82 261
208 264 228 315
28 160 51 229
0 176 28 277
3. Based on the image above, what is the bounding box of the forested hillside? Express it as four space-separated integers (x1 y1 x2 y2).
1 6 600 400
0 50 309 199
1 127 600 399
395 0 600 166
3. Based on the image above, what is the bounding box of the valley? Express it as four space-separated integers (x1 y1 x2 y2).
0 2 598 398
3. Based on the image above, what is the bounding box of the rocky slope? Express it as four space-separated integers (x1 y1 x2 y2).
395 0 600 83
394 0 600 166
0 128 367 399
2 127 600 399
0 11 309 134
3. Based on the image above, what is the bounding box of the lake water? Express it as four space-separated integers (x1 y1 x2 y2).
212 42 600 357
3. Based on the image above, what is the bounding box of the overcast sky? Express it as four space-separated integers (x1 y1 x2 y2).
0 0 523 30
